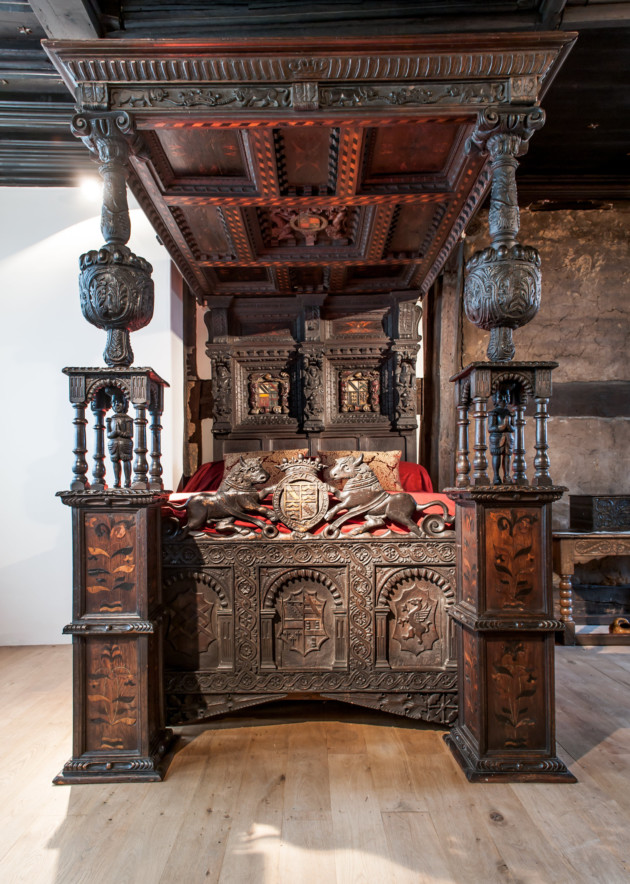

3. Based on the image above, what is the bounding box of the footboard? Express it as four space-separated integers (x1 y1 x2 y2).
162 534 457 725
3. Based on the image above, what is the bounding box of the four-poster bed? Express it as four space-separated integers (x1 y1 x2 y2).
44 33 577 784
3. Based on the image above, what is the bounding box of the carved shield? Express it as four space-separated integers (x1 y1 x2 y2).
273 470 329 532
391 586 438 656
279 589 328 656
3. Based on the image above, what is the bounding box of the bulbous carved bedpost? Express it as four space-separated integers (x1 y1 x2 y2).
463 107 544 363
55 109 173 785
445 106 575 783
72 111 154 368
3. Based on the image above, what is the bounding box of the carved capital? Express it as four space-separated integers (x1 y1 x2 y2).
466 107 546 159
71 111 143 164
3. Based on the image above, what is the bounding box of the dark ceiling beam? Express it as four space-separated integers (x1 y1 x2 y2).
539 0 568 30
28 0 101 39
562 2 630 28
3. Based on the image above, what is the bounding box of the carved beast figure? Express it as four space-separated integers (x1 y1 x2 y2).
324 453 453 538
171 456 278 537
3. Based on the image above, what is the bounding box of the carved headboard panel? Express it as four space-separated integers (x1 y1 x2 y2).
205 295 421 462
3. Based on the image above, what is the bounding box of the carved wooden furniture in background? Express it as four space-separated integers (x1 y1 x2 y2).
553 532 630 646
570 496 630 532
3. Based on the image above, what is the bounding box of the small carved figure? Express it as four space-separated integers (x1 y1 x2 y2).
212 357 231 422
395 355 416 417
170 456 278 538
303 356 324 418
488 388 515 485
324 453 453 538
106 394 134 488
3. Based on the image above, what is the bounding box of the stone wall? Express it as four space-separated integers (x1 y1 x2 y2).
462 202 630 532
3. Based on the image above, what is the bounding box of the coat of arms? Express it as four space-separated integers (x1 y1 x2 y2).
279 588 328 656
391 586 438 656
272 454 330 532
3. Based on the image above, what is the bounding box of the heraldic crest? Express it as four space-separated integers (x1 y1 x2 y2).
272 454 331 533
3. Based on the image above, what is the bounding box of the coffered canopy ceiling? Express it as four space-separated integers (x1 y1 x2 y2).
45 34 574 305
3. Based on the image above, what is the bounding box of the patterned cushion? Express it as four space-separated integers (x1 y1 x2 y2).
317 450 403 492
223 449 309 491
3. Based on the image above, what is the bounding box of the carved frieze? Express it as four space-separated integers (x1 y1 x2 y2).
319 80 512 109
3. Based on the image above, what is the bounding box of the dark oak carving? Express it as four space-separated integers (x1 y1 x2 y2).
162 532 457 726
171 457 278 538
464 107 545 362
446 486 575 783
324 453 453 539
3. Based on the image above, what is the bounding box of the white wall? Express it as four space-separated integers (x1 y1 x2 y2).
0 186 183 645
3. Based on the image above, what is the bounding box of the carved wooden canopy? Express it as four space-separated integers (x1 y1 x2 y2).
45 35 573 307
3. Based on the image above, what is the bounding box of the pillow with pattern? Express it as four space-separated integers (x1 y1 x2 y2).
317 450 403 492
223 449 309 492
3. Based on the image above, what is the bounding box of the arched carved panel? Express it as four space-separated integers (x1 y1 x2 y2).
261 569 347 672
376 567 454 671
163 570 233 671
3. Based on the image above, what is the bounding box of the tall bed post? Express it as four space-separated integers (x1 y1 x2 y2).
54 107 173 784
445 106 575 783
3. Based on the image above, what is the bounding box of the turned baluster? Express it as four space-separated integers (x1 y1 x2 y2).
534 396 551 486
471 396 489 485
132 404 149 489
91 398 107 490
455 399 471 487
512 399 528 484
558 573 574 629
148 404 164 491
70 403 89 491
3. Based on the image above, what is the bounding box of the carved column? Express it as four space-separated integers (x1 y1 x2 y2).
57 104 173 783
464 107 545 362
72 112 154 368
445 486 575 782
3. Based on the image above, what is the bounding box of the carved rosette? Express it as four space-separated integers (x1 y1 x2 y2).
464 107 545 362
79 246 154 367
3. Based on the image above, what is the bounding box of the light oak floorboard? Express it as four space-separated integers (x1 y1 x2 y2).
2 645 630 883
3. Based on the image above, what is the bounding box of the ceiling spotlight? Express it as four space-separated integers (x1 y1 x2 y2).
79 177 102 201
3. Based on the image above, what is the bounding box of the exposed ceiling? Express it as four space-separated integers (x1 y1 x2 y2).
0 0 627 236
1 2 629 198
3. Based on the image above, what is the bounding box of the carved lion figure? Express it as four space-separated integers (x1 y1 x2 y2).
325 453 453 538
171 456 277 537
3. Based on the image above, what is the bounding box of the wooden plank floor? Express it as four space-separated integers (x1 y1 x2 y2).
1 645 630 884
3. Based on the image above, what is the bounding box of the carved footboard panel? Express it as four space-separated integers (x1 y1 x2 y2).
162 534 458 726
